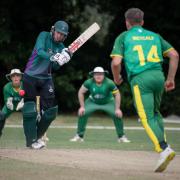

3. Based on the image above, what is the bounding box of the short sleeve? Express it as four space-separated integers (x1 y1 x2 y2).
158 35 174 56
108 79 119 94
110 31 127 58
83 79 92 90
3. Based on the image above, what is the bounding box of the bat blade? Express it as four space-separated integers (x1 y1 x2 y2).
68 22 100 54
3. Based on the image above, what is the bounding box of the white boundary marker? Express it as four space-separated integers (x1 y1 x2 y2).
5 125 180 131
164 119 180 124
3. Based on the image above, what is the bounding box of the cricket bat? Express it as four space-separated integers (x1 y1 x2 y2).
36 96 41 122
36 96 49 141
68 22 100 54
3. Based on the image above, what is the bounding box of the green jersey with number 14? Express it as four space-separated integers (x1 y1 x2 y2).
110 26 173 81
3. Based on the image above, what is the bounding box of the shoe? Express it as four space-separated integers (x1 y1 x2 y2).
31 139 46 149
154 146 175 172
118 135 131 143
70 134 84 142
41 133 49 142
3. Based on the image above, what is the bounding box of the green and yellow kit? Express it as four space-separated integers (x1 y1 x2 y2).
2 82 23 118
0 82 23 136
111 26 174 152
77 77 125 138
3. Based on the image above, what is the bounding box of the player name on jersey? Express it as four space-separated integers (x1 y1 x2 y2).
132 36 154 40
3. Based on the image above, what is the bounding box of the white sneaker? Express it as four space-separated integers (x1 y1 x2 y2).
154 146 175 172
41 133 49 142
31 139 46 149
70 135 84 142
118 135 131 143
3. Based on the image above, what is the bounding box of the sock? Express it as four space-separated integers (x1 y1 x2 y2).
160 141 168 150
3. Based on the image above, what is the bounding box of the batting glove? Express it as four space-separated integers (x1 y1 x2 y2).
50 48 72 66
16 98 24 111
6 97 14 110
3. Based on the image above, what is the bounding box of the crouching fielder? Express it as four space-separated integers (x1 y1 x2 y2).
0 69 24 137
70 67 130 143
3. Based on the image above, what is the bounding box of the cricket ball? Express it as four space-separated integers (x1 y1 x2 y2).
19 89 25 96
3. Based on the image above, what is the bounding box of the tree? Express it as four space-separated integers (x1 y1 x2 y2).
0 0 179 115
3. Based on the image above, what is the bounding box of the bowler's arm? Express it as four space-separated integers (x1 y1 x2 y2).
111 56 123 85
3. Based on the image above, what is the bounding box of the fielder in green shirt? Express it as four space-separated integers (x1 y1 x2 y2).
0 69 24 137
70 67 130 143
110 8 179 172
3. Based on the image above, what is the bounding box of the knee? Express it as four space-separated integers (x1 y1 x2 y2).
22 101 37 120
42 97 56 111
107 111 116 118
42 105 58 122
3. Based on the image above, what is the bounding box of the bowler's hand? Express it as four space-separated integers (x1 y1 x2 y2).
165 79 175 92
114 75 123 85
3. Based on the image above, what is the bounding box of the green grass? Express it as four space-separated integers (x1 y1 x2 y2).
1 126 180 153
5 112 180 128
1 113 179 153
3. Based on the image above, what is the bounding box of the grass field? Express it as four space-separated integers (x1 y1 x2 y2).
0 113 180 180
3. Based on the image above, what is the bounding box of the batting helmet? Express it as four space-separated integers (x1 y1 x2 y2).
54 21 69 35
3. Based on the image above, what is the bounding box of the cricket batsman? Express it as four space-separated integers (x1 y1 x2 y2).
70 67 130 143
22 20 72 149
0 69 24 137
110 8 179 172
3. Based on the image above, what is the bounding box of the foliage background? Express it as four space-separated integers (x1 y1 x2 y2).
0 0 179 115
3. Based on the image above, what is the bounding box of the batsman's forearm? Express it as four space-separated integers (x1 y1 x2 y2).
37 48 51 60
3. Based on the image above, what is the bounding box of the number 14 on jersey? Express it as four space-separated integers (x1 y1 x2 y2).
133 45 161 66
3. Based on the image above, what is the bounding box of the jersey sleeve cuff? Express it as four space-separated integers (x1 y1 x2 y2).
112 89 119 94
110 54 123 58
163 48 174 57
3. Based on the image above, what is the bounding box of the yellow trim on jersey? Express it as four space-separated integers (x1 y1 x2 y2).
110 54 123 58
112 89 119 94
163 47 174 57
133 85 162 153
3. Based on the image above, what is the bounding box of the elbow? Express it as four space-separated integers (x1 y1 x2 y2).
175 52 179 61
172 50 179 60
169 50 179 61
111 57 121 67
